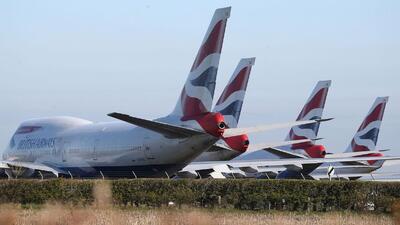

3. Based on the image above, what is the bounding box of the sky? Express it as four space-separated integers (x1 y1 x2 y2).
0 1 399 165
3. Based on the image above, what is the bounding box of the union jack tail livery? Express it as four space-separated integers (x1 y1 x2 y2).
346 97 388 154
213 57 255 128
284 80 331 155
172 7 231 119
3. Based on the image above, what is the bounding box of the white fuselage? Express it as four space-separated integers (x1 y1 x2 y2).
3 116 218 178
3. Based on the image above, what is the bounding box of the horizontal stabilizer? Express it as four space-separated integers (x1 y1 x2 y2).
108 112 205 138
325 150 384 158
223 119 331 138
263 147 308 159
247 139 317 152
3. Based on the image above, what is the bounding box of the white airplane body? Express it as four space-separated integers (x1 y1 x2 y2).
2 115 226 178
1 7 233 178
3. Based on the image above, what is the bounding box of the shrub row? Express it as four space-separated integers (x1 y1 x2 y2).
0 179 93 205
1 179 400 212
112 179 400 212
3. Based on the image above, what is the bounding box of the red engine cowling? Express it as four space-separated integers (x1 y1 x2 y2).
304 145 326 158
223 134 249 153
194 112 226 137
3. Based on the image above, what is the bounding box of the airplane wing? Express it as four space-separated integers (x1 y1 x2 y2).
264 148 384 159
108 112 205 138
223 118 332 138
263 148 308 159
211 138 316 153
312 172 400 180
181 155 400 174
324 151 385 158
1 160 66 177
246 139 318 152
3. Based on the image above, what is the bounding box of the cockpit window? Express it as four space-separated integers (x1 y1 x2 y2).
15 126 42 134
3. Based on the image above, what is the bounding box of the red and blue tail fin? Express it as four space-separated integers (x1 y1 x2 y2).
346 96 388 153
213 57 255 128
171 7 231 119
284 80 331 155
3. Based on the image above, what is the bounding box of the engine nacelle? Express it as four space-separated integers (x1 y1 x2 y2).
194 112 225 137
223 134 249 153
304 145 326 158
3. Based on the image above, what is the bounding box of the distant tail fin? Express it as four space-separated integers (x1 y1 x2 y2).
285 80 331 146
171 7 231 119
213 57 255 128
346 96 389 153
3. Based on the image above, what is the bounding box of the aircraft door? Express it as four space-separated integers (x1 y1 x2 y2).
92 138 100 161
55 138 68 163
143 136 155 160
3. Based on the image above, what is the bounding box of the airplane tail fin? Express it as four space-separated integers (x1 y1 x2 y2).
284 80 331 151
346 97 389 153
171 7 231 119
213 57 255 128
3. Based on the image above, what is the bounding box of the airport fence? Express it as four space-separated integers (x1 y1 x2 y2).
0 179 400 212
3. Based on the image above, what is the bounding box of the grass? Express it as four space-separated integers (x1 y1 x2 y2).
0 206 395 225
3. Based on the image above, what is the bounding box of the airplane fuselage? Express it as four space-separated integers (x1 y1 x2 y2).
3 116 218 178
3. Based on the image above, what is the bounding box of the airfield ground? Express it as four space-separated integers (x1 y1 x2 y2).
0 205 395 225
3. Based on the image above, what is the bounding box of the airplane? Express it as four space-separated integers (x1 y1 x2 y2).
309 96 393 180
1 7 234 179
0 7 322 179
231 80 333 179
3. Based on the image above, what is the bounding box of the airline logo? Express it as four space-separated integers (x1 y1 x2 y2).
285 80 331 151
347 97 388 153
213 58 255 128
173 7 231 120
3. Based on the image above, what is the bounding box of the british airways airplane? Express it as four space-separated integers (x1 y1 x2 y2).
2 7 234 178
0 7 320 179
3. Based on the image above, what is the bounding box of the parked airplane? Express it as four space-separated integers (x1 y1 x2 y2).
310 97 392 180
230 80 333 179
1 7 233 178
0 7 321 179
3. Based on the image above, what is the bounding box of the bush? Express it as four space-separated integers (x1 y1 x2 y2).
1 179 400 212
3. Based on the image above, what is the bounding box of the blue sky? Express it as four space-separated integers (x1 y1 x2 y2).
0 1 399 160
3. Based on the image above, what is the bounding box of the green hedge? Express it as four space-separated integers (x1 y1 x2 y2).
0 179 400 212
0 179 93 205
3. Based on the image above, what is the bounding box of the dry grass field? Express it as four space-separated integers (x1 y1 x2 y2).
0 205 395 225
0 182 396 225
